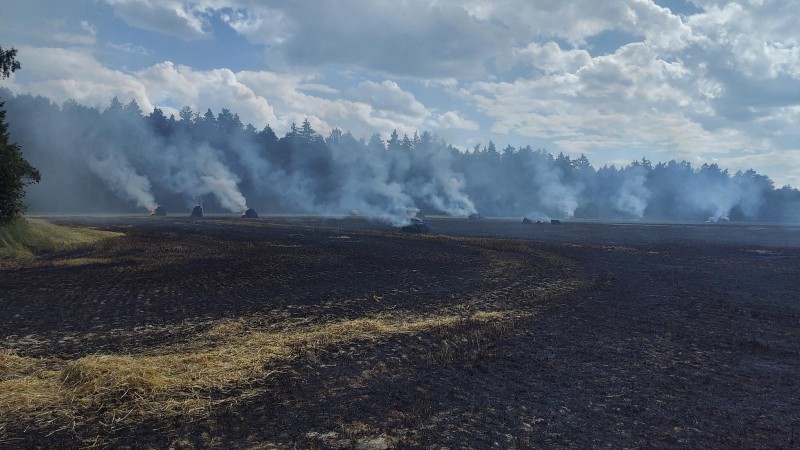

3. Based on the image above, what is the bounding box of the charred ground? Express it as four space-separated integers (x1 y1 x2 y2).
1 216 798 448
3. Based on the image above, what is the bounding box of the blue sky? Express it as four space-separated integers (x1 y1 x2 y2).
1 0 799 186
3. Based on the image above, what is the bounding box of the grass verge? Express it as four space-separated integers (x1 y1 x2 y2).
0 218 122 259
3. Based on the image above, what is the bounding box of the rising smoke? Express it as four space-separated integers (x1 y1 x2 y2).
88 151 157 212
2 90 798 223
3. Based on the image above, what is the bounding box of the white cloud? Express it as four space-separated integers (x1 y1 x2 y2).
465 39 760 167
516 42 592 74
80 20 96 37
102 0 211 41
348 80 429 119
12 46 155 112
452 0 690 48
4 0 800 186
4 45 437 140
136 62 278 127
106 42 150 56
237 71 426 138
688 1 800 79
432 111 479 131
213 0 510 78
220 6 288 45
49 20 98 46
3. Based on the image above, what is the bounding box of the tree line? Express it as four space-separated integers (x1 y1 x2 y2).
2 88 799 223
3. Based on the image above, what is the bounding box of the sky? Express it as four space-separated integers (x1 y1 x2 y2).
1 0 798 187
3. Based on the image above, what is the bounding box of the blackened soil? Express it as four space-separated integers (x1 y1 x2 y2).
2 215 799 449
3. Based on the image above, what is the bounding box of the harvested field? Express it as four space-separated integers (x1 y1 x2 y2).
1 216 799 448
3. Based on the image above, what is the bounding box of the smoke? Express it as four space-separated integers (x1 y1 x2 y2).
683 171 740 221
414 174 475 217
326 132 418 225
523 151 582 218
88 152 157 212
691 189 738 221
230 139 316 213
159 143 248 213
534 173 580 218
613 166 650 218
406 141 476 217
2 90 797 223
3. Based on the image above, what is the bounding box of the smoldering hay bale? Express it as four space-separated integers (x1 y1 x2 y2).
191 205 203 217
522 217 533 224
402 218 430 234
150 206 166 216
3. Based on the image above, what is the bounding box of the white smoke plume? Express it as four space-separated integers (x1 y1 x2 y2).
88 152 158 212
614 166 650 218
406 140 477 217
190 144 248 213
327 133 419 225
531 161 581 218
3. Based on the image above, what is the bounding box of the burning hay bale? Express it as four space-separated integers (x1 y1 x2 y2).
241 208 258 219
190 205 203 218
550 219 562 225
149 206 166 217
402 217 430 234
467 213 485 221
524 217 547 224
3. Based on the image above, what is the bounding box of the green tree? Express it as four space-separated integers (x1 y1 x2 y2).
401 133 413 151
0 47 41 223
299 118 316 143
366 133 384 152
386 129 401 152
0 47 20 79
178 105 194 123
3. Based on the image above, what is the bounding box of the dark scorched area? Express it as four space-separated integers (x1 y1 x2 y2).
1 216 798 448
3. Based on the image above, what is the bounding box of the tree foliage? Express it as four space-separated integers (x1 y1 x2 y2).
0 47 21 79
0 47 40 223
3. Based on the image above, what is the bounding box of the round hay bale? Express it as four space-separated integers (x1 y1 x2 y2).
402 218 430 233
241 208 258 219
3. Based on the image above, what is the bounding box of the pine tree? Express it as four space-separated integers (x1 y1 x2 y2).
300 118 316 143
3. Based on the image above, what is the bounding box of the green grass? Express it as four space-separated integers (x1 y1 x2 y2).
0 218 122 259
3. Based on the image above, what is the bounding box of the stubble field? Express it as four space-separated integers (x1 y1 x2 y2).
1 215 798 448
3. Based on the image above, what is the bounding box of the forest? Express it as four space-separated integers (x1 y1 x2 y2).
2 88 798 223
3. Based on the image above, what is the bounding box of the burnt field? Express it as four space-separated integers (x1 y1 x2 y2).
1 216 799 448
